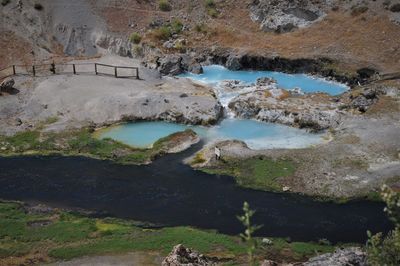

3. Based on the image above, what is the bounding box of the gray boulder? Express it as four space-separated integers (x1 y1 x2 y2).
189 63 203 74
226 55 242 70
158 55 184 75
162 244 215 266
0 78 15 93
351 95 373 112
250 0 328 33
304 247 367 266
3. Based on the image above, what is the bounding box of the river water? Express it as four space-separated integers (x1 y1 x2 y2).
0 146 392 243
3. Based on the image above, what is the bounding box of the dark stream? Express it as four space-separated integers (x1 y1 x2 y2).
0 144 392 243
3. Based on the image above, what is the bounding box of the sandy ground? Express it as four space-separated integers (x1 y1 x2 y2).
0 56 221 135
46 252 162 266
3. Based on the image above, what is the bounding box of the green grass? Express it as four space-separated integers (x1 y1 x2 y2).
0 201 339 264
201 156 296 192
262 237 335 261
0 128 195 165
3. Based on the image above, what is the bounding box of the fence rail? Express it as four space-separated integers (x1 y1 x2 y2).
0 62 140 81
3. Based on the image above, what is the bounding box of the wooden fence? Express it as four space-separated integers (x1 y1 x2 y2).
0 62 140 80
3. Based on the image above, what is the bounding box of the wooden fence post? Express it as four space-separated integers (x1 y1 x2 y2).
32 66 36 77
73 64 76 74
12 65 16 75
114 67 118 78
95 63 98 75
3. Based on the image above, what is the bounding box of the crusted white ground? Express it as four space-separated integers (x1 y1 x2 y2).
0 56 221 135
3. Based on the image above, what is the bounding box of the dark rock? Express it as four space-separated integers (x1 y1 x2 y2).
162 244 215 266
351 95 373 112
390 4 400 12
180 93 189 98
357 67 378 79
304 247 367 266
158 55 184 75
225 55 242 70
0 78 15 93
256 77 277 86
13 118 23 126
361 88 376 99
189 63 203 74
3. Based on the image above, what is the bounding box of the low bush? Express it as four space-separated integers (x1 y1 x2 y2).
152 26 172 41
205 0 215 8
194 23 208 33
351 6 368 16
171 19 183 34
129 32 142 44
207 8 219 18
158 0 171 12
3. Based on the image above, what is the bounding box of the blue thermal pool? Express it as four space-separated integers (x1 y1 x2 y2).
179 65 348 95
96 119 325 150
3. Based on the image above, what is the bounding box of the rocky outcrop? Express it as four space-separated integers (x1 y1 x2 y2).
96 35 133 57
228 89 342 131
349 88 379 112
303 247 367 266
162 244 215 266
0 78 15 93
249 0 330 33
158 54 184 75
156 54 204 75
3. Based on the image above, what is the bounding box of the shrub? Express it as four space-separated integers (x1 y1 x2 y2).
205 0 218 18
351 6 368 16
367 185 400 266
153 26 172 41
132 45 143 57
158 0 171 12
174 41 186 53
1 0 10 6
237 202 263 265
171 19 183 34
34 3 44 10
207 7 219 18
205 0 215 8
129 32 142 44
194 23 208 33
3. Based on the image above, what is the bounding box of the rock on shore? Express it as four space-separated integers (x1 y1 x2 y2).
162 244 215 266
304 247 366 266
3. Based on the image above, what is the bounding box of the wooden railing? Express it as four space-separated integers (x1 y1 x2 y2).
0 62 140 80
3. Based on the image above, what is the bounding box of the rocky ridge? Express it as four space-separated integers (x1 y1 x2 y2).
249 0 331 33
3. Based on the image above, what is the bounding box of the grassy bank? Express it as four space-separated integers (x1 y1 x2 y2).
0 201 339 265
199 156 296 192
0 128 196 165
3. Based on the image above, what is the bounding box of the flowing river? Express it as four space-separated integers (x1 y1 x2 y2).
0 67 391 243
